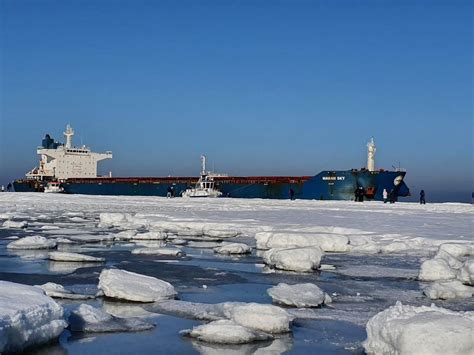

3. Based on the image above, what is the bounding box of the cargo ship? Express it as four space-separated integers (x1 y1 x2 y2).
13 125 410 200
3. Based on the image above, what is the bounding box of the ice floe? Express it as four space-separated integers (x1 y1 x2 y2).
459 258 474 285
37 282 96 300
267 283 331 307
255 232 349 252
419 258 457 281
131 247 185 256
223 303 294 334
263 247 323 272
48 251 105 262
2 220 28 229
132 231 168 240
213 243 251 255
181 319 272 344
363 301 474 355
6 235 57 250
422 280 473 299
69 304 154 332
98 268 177 302
0 281 67 353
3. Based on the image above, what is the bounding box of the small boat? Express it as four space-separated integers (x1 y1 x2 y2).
44 181 64 193
182 155 223 198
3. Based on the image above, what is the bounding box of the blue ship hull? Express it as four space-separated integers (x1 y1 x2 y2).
13 170 410 201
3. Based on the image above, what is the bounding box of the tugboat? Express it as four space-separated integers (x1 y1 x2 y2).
182 155 223 198
44 181 64 193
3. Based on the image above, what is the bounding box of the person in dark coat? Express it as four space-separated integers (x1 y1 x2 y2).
420 190 426 204
289 188 295 200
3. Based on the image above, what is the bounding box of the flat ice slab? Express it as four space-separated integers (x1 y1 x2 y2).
98 268 177 302
48 251 105 262
37 282 96 300
2 220 28 229
0 281 67 353
363 301 474 355
131 247 185 256
422 280 473 300
69 304 154 332
181 319 272 344
255 232 349 252
7 235 57 250
267 283 331 307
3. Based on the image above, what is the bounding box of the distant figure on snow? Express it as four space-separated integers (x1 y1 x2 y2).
420 190 426 204
389 189 396 203
383 188 388 203
167 186 172 198
7 183 12 192
0 185 4 192
289 188 295 200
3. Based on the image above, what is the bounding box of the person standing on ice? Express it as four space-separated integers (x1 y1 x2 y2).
0 185 4 192
420 190 426 204
383 189 388 203
289 188 295 200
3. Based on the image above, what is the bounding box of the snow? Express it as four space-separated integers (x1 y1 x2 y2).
131 247 185 256
98 268 177 302
48 251 105 262
223 303 294 334
6 235 57 250
438 243 474 258
181 319 272 344
255 231 349 252
422 280 473 299
0 281 67 353
37 282 96 300
213 243 251 255
263 247 323 272
69 304 154 332
267 283 331 307
2 220 28 229
363 301 474 355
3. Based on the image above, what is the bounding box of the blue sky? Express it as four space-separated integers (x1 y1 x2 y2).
1 0 472 202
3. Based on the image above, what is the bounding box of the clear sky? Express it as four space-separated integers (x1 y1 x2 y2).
1 0 472 202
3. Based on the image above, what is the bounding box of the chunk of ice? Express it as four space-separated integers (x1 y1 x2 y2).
363 301 474 355
36 282 95 300
214 243 251 255
7 235 57 250
263 247 323 272
98 269 177 302
48 251 105 262
422 280 473 299
267 283 330 308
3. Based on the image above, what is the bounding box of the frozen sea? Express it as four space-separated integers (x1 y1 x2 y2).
0 193 472 354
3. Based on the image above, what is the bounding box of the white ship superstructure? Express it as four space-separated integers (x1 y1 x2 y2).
25 124 112 180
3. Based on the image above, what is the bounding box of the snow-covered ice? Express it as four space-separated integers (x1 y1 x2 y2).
213 242 251 255
7 235 57 250
255 232 349 252
0 281 67 353
422 280 473 299
181 319 272 344
267 283 331 307
98 268 177 302
363 301 474 355
69 304 155 332
2 220 28 229
48 251 105 262
224 303 294 334
418 258 458 281
459 258 474 285
263 247 323 272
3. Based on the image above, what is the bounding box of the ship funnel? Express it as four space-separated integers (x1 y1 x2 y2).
367 137 376 171
64 124 74 149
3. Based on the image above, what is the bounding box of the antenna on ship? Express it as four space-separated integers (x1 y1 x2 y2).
64 124 74 149
367 137 376 172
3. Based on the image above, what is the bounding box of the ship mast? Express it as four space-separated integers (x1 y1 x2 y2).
64 124 74 149
367 137 376 171
200 154 206 176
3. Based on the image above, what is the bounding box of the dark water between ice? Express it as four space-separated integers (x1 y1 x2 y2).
0 227 472 355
